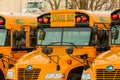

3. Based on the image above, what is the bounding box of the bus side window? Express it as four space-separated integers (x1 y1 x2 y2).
13 30 26 48
30 28 37 47
5 30 11 46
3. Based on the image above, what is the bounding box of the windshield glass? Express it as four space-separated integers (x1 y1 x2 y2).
27 2 42 8
0 29 10 46
37 28 92 46
112 26 120 44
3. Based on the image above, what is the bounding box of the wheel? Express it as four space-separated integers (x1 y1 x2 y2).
0 70 5 80
67 73 81 80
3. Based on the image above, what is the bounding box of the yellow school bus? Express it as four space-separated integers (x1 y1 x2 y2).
12 10 111 80
81 9 120 80
0 12 38 80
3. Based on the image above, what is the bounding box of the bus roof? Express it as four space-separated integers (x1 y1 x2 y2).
0 12 39 30
111 8 120 14
38 9 111 29
38 9 95 27
85 10 111 29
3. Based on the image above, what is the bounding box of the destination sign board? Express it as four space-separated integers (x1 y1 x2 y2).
51 13 75 27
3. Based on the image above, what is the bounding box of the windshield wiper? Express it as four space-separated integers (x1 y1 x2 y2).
48 41 78 48
48 42 61 45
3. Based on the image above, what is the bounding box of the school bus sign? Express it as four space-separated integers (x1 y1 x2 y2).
51 12 75 27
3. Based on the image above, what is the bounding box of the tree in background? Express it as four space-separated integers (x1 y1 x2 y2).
45 0 61 10
66 0 117 10
45 0 119 11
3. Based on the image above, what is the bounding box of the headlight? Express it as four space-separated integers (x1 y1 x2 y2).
45 73 65 79
81 72 91 80
6 69 14 79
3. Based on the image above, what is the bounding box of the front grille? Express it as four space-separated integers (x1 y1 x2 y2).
18 68 41 80
96 69 120 80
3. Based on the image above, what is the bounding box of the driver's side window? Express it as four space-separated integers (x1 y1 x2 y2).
13 30 26 48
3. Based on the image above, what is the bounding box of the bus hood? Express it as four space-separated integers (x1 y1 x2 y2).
94 49 120 65
17 46 96 65
17 50 49 64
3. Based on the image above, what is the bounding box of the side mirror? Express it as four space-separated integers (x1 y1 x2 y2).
0 54 3 58
42 46 53 54
39 31 46 40
66 46 73 54
8 64 14 69
80 54 88 59
112 30 119 39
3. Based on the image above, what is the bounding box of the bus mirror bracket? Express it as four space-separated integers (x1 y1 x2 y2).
93 24 98 34
42 47 60 71
80 54 90 70
83 63 90 70
93 40 98 46
112 30 119 39
39 31 46 40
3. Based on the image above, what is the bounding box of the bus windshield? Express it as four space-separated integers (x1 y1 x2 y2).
112 26 120 44
0 29 10 46
37 27 92 46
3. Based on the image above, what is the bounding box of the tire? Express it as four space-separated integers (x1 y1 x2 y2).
67 73 81 80
0 70 5 80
